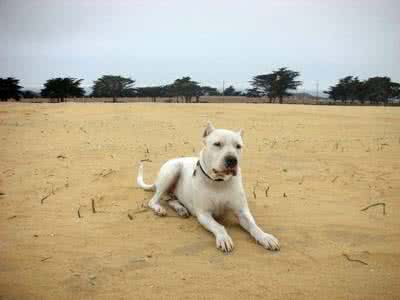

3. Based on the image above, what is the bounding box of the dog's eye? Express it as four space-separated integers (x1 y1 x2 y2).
213 142 222 147
236 144 242 150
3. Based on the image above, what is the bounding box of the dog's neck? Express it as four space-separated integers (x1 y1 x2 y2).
198 150 230 182
197 160 224 182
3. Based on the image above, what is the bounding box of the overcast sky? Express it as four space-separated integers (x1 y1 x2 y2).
0 0 399 92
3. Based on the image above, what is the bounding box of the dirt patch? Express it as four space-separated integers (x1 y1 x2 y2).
0 103 399 299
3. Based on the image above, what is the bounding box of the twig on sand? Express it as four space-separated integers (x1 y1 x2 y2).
95 169 115 178
342 253 368 265
128 214 134 220
77 207 82 218
7 215 16 220
361 202 386 215
253 181 259 199
80 127 87 134
40 184 61 204
265 186 270 197
130 202 148 215
91 199 96 213
333 141 339 151
41 256 52 262
378 143 389 151
133 208 147 214
94 169 115 180
40 191 52 204
331 176 339 183
140 159 152 162
92 169 115 182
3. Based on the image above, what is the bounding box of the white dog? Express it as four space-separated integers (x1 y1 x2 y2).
137 122 280 252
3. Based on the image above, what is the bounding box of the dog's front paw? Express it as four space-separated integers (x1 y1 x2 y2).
176 206 190 218
216 234 234 252
256 232 280 251
153 206 167 216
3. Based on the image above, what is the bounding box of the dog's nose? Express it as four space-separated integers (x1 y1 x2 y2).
225 155 237 168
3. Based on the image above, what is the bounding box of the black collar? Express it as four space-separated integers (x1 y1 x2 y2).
196 160 224 182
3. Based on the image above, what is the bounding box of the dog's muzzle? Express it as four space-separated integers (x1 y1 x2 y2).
213 167 237 177
222 155 238 175
224 155 237 168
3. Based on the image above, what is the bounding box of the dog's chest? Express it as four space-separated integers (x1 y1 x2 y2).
191 168 243 216
201 184 237 216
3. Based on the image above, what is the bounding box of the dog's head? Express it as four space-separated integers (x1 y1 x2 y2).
200 122 244 180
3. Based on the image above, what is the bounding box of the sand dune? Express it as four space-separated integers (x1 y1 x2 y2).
0 103 399 299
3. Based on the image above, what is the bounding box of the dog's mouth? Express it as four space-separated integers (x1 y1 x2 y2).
213 168 237 177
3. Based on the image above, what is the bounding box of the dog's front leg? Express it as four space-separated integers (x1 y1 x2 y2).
197 212 234 252
237 208 280 251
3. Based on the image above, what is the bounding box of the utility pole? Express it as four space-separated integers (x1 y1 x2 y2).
222 80 225 96
316 80 319 102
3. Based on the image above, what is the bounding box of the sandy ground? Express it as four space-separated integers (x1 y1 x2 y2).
0 103 399 299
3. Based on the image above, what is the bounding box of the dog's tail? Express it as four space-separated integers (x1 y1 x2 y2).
137 162 156 191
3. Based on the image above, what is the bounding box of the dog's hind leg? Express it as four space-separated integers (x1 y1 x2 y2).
168 199 190 218
148 190 167 216
148 161 181 216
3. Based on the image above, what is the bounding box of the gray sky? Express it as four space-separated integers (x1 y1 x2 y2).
1 0 399 92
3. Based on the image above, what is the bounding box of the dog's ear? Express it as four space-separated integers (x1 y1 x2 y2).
238 128 244 138
203 122 215 138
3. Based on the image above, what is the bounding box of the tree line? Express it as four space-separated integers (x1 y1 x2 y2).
324 76 400 104
1 68 399 104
